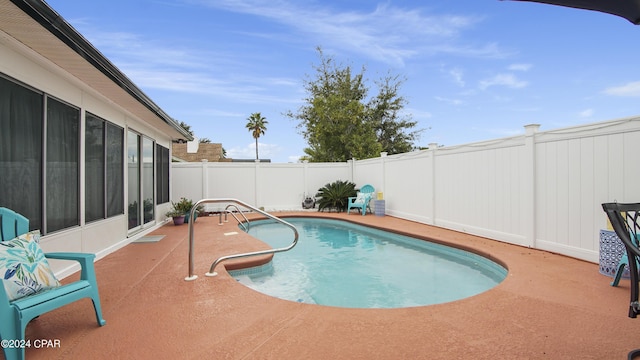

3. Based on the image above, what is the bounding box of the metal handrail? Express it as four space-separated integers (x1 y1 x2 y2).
218 204 250 232
184 198 298 281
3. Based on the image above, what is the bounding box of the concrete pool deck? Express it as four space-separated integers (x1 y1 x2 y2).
12 212 640 359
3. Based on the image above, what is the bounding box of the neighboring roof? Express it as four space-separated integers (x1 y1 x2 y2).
1 0 193 141
231 159 272 163
171 142 228 163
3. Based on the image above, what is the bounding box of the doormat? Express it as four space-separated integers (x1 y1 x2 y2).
133 235 165 243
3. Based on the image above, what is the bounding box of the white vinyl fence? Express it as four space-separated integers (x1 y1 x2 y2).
172 116 640 263
171 161 351 211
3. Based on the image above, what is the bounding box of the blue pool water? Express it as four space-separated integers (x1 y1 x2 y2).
230 218 507 308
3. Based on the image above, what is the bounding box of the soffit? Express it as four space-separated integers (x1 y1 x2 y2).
0 0 189 141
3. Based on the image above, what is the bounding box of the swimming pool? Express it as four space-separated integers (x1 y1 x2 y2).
230 217 507 308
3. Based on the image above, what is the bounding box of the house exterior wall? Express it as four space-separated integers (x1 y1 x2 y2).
0 29 175 277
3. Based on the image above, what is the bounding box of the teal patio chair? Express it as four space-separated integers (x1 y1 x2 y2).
347 184 375 216
610 232 640 287
0 207 106 360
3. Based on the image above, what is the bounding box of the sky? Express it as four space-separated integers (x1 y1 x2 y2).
46 0 640 163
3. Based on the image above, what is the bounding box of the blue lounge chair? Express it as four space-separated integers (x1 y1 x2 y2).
0 207 106 360
347 184 375 216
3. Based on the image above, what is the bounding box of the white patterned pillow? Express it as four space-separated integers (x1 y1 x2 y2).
354 192 369 204
0 230 61 301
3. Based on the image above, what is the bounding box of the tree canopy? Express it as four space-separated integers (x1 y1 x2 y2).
177 121 213 144
287 47 422 162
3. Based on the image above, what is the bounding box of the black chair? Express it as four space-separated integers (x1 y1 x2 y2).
602 203 640 360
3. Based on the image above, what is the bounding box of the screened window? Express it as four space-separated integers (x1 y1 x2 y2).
1 76 82 233
0 75 43 230
85 113 124 223
106 123 124 217
45 97 80 232
0 74 130 234
156 144 169 204
85 114 105 222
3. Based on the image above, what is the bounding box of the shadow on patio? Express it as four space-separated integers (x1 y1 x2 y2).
11 213 640 359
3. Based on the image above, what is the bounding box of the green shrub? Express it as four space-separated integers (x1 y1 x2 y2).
315 180 357 212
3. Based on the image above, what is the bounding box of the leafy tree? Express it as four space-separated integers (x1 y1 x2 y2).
176 122 227 155
287 47 421 162
315 180 357 212
245 112 268 160
177 123 213 144
178 120 193 137
368 74 422 154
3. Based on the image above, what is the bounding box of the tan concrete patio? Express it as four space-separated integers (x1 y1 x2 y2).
9 212 640 359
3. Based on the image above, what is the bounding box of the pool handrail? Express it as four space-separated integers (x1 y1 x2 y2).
184 198 298 281
218 204 250 232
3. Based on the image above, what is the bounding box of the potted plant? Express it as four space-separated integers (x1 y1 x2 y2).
128 201 139 228
166 199 187 225
173 197 203 223
302 195 316 209
143 198 154 223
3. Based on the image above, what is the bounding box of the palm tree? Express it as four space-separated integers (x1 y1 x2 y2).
245 112 268 160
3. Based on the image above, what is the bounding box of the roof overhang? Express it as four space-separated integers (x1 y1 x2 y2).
1 0 193 141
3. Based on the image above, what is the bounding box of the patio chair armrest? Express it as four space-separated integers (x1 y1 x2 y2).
45 252 97 281
45 251 95 262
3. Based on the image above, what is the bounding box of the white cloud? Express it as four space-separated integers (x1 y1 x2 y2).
604 81 640 97
227 142 282 160
75 27 302 105
434 96 463 105
508 63 532 72
123 67 299 104
409 108 433 120
195 0 505 65
479 73 528 90
579 109 594 117
449 68 465 87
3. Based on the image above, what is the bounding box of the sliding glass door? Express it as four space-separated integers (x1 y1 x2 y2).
127 130 155 231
